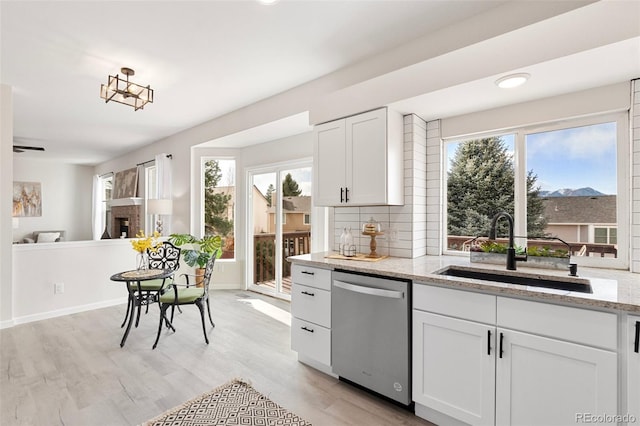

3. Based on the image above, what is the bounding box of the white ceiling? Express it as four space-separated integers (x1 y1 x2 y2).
2 1 639 165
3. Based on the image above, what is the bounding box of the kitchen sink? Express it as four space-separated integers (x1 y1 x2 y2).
436 266 592 293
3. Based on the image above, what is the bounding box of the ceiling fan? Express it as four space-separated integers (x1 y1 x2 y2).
13 145 45 153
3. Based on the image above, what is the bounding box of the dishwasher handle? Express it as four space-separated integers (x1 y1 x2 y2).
333 280 404 299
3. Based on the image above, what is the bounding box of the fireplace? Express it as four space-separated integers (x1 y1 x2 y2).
111 204 142 238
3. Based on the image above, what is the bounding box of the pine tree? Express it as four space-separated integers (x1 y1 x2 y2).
282 173 302 196
265 184 275 207
203 160 233 236
447 137 546 237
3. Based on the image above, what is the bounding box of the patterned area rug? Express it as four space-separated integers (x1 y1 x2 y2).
144 379 311 426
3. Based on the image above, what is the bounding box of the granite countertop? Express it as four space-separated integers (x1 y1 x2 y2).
288 252 640 314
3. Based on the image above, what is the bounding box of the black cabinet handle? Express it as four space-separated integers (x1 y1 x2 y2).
635 321 639 353
301 291 315 296
301 271 315 276
301 326 314 333
499 332 504 358
340 187 344 203
345 187 349 203
487 330 492 356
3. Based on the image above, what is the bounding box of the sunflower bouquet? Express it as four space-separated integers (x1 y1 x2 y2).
130 230 161 253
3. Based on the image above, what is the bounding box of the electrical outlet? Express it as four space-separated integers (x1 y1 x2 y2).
54 282 64 294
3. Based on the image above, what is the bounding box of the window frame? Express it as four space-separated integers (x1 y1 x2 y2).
442 112 629 270
201 156 236 261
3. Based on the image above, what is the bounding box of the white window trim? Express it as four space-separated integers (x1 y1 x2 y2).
442 112 629 270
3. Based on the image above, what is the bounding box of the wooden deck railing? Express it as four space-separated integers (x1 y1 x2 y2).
254 231 311 284
447 236 617 258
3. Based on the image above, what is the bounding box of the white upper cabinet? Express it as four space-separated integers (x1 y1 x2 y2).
313 107 404 206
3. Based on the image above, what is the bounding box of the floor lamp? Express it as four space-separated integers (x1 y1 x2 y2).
147 199 173 235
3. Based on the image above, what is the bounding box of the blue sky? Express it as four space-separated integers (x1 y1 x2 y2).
526 122 616 194
447 121 617 195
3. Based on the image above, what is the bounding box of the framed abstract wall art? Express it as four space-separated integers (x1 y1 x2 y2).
113 167 139 199
13 181 42 217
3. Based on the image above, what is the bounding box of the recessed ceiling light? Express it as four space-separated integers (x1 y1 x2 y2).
495 73 530 89
258 0 279 5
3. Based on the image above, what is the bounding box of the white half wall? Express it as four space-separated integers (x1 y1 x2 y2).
10 240 133 327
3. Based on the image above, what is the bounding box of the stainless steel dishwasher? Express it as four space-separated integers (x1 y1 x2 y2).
331 270 411 406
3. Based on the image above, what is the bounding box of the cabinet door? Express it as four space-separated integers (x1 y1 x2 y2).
291 283 331 328
313 119 346 206
346 108 388 205
413 310 496 425
291 317 331 366
496 329 617 426
629 316 640 422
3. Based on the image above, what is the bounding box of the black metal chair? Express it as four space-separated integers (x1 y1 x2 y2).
153 250 218 349
121 241 181 328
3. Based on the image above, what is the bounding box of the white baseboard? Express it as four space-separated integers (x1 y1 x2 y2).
212 283 243 290
0 319 15 330
415 403 470 426
9 297 128 327
298 353 337 377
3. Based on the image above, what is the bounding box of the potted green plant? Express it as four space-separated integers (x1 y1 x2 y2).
169 233 223 287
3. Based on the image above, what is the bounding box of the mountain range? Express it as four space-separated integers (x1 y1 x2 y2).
539 187 605 197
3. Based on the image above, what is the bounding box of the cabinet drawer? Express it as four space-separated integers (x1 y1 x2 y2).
292 264 331 290
291 283 331 328
414 283 496 324
497 297 617 350
291 317 331 366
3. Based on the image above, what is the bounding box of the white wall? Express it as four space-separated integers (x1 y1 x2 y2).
13 158 93 242
1 84 14 325
11 240 132 325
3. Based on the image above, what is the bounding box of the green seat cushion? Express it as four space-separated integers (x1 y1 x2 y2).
159 287 204 304
128 278 169 291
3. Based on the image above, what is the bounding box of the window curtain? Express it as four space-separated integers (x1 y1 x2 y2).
155 153 172 235
91 175 102 240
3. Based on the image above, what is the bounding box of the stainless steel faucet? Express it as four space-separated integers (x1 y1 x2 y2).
489 211 527 270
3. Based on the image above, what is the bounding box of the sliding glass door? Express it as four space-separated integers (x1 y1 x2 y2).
248 161 312 299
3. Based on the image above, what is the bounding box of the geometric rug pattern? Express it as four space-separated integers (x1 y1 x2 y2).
144 378 312 426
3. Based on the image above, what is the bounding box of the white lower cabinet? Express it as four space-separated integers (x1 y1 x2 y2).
413 283 618 426
413 310 495 425
291 317 331 365
496 328 617 426
628 315 640 423
290 264 332 371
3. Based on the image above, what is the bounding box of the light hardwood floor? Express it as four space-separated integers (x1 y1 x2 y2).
1 290 434 426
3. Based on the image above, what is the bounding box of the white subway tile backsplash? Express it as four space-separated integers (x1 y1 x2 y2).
389 205 413 214
334 206 361 214
360 206 391 215
390 213 413 223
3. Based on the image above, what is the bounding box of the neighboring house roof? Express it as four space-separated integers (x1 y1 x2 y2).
542 195 616 224
269 196 311 214
252 185 268 202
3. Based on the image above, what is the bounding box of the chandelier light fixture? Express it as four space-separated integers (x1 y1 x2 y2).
100 67 153 111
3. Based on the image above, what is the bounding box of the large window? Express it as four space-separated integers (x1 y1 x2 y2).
203 158 235 259
444 114 627 268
